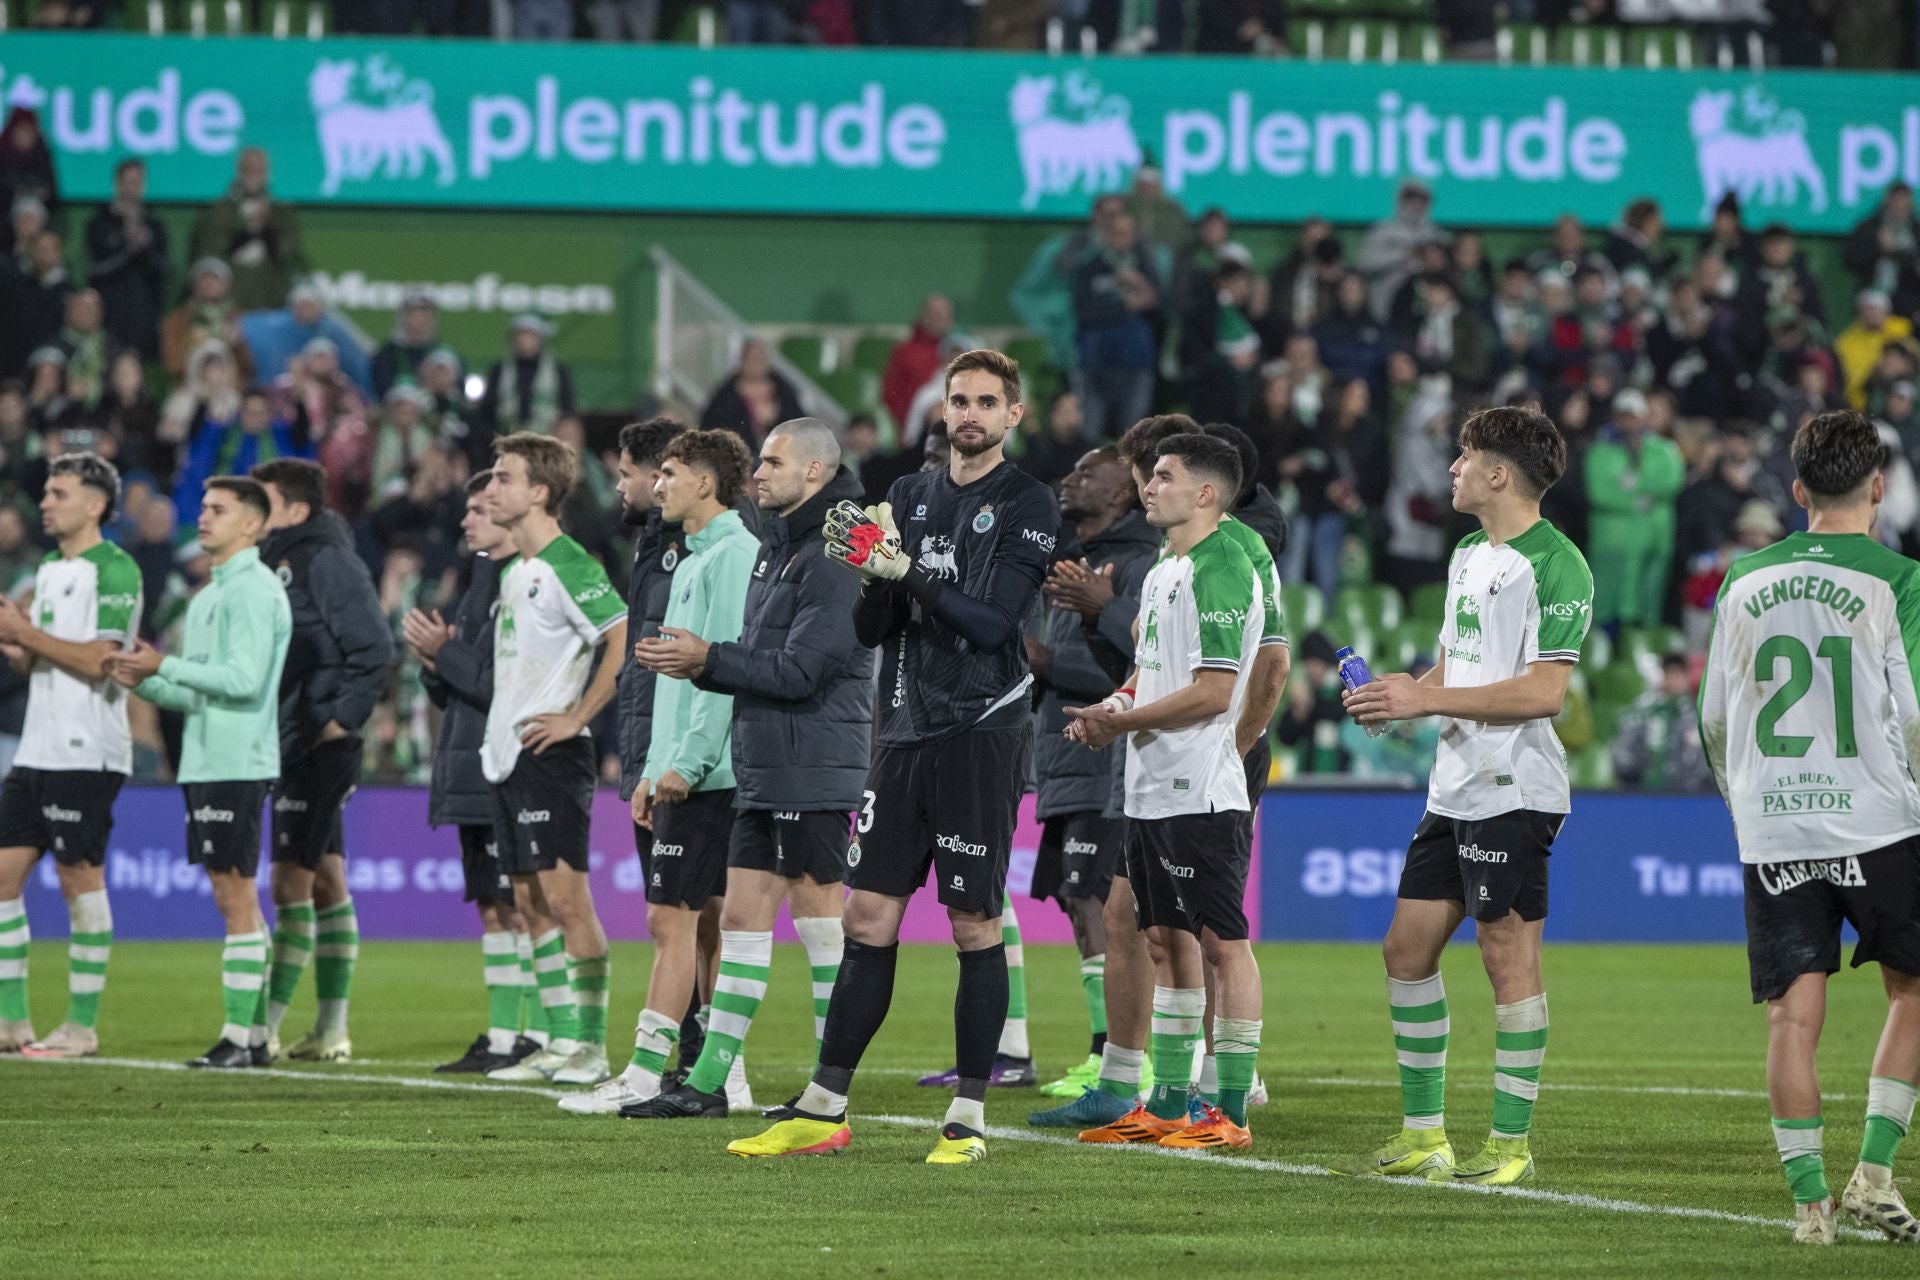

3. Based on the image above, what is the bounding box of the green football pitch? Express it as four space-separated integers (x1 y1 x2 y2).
0 939 1910 1276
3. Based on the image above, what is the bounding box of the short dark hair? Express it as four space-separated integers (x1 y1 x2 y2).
465 468 494 497
114 156 144 178
1117 413 1201 475
1201 422 1258 506
1156 432 1243 505
1458 405 1567 498
944 348 1022 406
661 429 753 508
206 475 271 523
48 451 120 521
250 457 325 517
494 432 576 513
1791 410 1889 501
619 415 688 468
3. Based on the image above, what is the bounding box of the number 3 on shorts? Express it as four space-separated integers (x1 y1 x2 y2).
857 790 876 834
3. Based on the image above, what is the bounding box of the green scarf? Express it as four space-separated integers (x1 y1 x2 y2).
496 352 561 435
61 328 107 409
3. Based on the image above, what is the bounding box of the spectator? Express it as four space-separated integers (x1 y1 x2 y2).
161 258 253 383
0 229 72 377
1010 195 1124 372
99 350 165 484
1404 272 1489 395
1279 377 1388 598
172 384 303 527
1449 229 1495 311
1120 163 1189 259
1736 223 1826 361
1544 266 1635 390
1311 272 1393 393
83 158 168 361
1179 258 1262 426
25 345 74 431
879 293 952 429
1194 0 1287 55
479 312 575 438
698 336 800 446
1277 631 1351 775
0 507 35 598
1836 289 1914 412
1387 240 1454 334
240 282 373 391
1611 654 1713 792
586 0 661 39
371 291 442 399
53 288 118 414
371 384 440 507
1585 389 1684 631
1020 391 1096 488
1265 218 1343 348
1070 207 1163 439
1379 384 1457 596
1356 181 1444 321
276 337 373 517
417 346 481 467
0 381 43 489
191 146 304 313
7 197 46 274
1844 181 1920 317
1604 198 1674 280
1177 207 1254 313
1647 273 1736 420
0 108 58 252
726 0 800 41
128 489 178 637
367 445 465 583
1526 213 1616 293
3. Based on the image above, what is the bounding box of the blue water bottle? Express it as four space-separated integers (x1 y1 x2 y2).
1336 646 1390 739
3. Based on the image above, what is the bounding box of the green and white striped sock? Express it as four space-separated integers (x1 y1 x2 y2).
1147 985 1204 1119
313 899 358 1035
1081 953 1107 1045
530 929 579 1051
571 953 610 1046
1214 1016 1262 1126
515 931 548 1045
220 932 268 1046
0 897 28 1024
627 1006 678 1088
1774 1116 1829 1204
793 915 843 1056
266 899 315 1034
64 890 112 1030
1388 973 1448 1131
687 930 771 1095
1861 1077 1919 1172
482 930 520 1054
998 896 1029 1057
1492 993 1547 1139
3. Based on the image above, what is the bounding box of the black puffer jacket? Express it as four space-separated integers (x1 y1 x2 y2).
694 467 873 812
424 555 500 828
260 510 394 764
616 497 760 800
1034 510 1160 819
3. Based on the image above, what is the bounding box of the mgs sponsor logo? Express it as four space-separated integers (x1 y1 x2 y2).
573 580 613 605
1541 599 1590 620
936 832 988 858
193 806 235 823
516 808 551 824
1199 608 1244 626
1458 842 1508 864
1020 527 1055 552
1756 856 1866 896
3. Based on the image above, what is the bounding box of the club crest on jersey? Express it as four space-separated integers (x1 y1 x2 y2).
662 547 679 571
276 564 293 587
528 583 540 598
972 505 995 534
846 839 861 868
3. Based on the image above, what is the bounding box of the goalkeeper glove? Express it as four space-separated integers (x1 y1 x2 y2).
824 500 909 582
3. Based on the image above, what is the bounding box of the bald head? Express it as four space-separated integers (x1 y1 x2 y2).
756 417 842 515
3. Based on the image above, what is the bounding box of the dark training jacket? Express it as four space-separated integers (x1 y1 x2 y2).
261 509 394 764
424 555 501 828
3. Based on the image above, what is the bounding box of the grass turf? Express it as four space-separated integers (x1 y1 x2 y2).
0 938 1908 1276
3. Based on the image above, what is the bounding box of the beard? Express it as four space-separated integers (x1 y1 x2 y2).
619 497 653 527
950 425 1003 458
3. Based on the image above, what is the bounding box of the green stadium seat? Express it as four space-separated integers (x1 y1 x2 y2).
1280 583 1325 637
1391 619 1437 668
778 335 832 378
1408 581 1447 626
1569 746 1614 790
1579 627 1613 674
1593 660 1650 711
851 335 895 379
817 368 879 417
1003 336 1052 381
1627 26 1695 69
1371 626 1416 672
672 4 719 43
1332 583 1404 634
1498 24 1551 65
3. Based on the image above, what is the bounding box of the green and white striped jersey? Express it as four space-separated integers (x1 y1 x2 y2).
1430 520 1593 821
17 541 141 775
1698 531 1920 864
482 534 624 784
1124 524 1264 820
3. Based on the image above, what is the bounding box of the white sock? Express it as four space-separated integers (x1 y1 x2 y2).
797 1080 848 1117
793 915 844 1045
1198 1053 1219 1096
944 1096 986 1134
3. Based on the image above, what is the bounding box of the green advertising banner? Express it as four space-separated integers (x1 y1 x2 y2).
6 33 1920 231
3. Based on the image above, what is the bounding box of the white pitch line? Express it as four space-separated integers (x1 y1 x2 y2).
4 1056 1881 1243
1275 1074 1848 1102
863 1113 1883 1242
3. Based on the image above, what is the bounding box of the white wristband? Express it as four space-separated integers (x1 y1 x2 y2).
1101 690 1135 715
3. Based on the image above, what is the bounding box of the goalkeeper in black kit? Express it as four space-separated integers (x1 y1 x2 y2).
729 348 1060 1165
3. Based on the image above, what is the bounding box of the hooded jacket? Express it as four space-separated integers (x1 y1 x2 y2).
1034 509 1161 819
694 467 874 812
260 509 394 764
423 555 500 828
